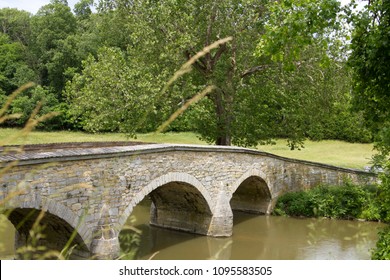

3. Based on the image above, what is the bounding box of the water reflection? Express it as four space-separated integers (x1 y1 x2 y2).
124 202 385 260
0 203 385 260
0 214 14 259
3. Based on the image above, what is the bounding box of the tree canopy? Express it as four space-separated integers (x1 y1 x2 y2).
347 0 390 260
0 0 372 146
348 0 390 153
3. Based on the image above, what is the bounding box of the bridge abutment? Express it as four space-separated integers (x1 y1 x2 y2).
207 191 233 237
149 203 233 237
90 205 120 259
90 236 120 260
149 202 213 235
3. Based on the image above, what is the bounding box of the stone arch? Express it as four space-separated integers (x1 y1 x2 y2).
3 196 91 258
230 169 273 214
119 172 215 235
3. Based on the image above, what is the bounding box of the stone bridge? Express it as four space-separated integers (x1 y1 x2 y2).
0 143 375 259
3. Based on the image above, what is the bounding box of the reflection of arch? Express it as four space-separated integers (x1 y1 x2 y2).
119 172 214 235
230 169 272 214
4 196 90 254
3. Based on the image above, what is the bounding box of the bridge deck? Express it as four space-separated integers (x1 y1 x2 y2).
0 141 152 153
0 142 374 175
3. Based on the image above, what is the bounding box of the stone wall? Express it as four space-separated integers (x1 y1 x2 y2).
0 144 376 258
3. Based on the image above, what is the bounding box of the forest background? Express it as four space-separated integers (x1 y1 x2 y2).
0 0 378 149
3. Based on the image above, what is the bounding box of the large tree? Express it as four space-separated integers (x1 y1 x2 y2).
0 8 31 45
30 0 77 95
68 0 352 147
65 47 151 133
348 0 390 260
0 8 36 92
349 0 390 152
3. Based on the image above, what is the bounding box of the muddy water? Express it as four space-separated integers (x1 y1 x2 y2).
122 202 385 260
0 203 385 260
0 214 15 259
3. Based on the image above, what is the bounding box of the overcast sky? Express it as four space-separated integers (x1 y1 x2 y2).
0 0 80 14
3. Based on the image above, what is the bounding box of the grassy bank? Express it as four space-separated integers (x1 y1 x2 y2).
272 181 390 260
258 139 375 170
0 128 206 145
0 128 375 169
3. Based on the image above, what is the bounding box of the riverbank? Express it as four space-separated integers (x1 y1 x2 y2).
272 182 390 259
273 183 380 221
0 128 375 169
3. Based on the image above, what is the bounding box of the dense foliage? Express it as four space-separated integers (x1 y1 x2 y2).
273 183 380 221
349 0 390 152
372 226 390 260
348 0 390 260
0 0 372 146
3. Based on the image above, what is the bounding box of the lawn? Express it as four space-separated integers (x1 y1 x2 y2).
257 139 375 170
0 128 376 170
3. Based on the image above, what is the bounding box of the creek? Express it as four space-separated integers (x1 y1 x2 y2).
0 201 385 260
120 201 384 260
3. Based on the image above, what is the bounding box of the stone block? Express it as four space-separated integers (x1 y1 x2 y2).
72 203 82 211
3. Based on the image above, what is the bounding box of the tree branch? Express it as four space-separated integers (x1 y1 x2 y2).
241 58 321 78
241 65 274 78
185 50 207 74
210 43 227 70
205 3 218 70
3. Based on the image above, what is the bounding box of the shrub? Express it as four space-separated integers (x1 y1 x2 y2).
273 183 378 220
273 191 314 217
377 171 390 223
371 226 390 260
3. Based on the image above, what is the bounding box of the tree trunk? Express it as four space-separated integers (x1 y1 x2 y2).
216 134 231 146
214 88 232 146
214 40 236 146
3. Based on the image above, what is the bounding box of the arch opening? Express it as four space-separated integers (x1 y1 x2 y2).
6 208 89 259
149 181 213 234
230 176 272 214
118 180 214 259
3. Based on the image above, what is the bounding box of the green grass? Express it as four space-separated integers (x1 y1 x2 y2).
0 128 206 145
0 128 376 170
135 132 207 145
257 139 375 170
